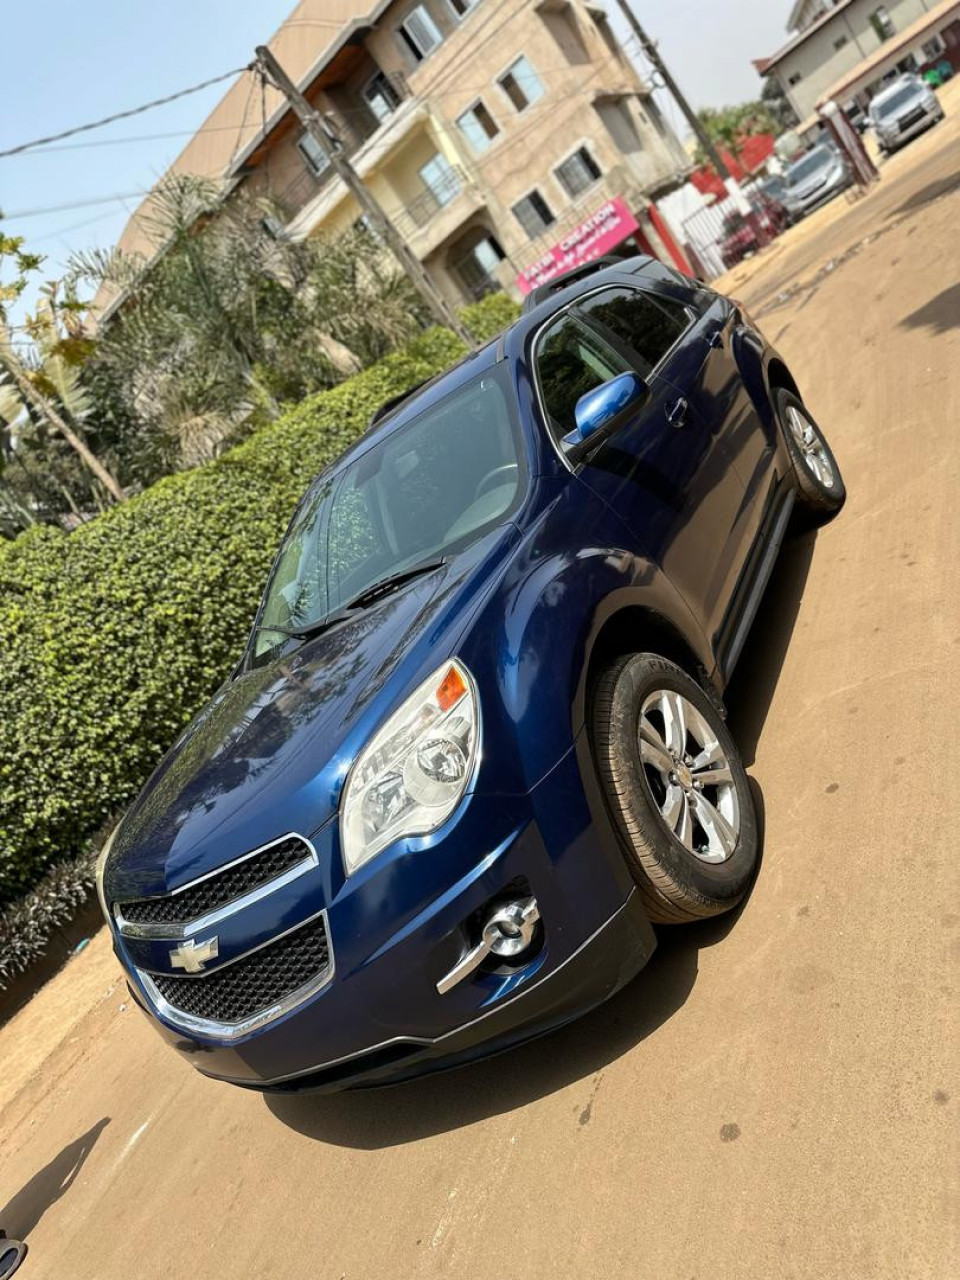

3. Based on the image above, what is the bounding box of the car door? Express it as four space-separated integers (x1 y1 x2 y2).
572 284 776 641
534 300 748 643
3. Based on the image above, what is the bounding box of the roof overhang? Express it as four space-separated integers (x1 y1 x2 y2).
227 0 394 179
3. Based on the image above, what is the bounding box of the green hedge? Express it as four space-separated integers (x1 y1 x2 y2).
0 292 520 910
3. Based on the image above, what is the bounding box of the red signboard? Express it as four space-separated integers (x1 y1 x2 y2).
516 196 640 295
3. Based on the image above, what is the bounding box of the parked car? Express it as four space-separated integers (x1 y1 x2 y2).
757 174 804 224
868 74 945 154
784 143 854 215
97 256 845 1093
719 194 787 269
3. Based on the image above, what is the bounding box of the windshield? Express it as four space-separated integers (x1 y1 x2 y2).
873 84 922 118
786 147 834 186
252 367 523 660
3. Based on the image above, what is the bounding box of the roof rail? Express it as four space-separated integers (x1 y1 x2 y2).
520 255 627 314
367 379 431 429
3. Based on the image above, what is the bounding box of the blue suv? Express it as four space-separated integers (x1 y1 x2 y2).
97 256 845 1092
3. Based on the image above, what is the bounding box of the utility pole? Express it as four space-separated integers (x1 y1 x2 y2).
255 46 474 348
610 0 750 210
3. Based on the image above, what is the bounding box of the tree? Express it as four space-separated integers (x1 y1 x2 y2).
0 233 125 504
69 175 429 477
761 77 800 130
694 100 781 165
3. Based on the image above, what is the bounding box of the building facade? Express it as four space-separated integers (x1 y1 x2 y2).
105 0 690 313
756 0 959 123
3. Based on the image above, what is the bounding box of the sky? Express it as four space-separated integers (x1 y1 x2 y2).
1 1 792 320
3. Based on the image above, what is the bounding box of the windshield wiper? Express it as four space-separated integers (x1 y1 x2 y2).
255 558 446 645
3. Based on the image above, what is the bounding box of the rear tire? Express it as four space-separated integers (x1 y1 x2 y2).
590 654 759 924
775 388 846 524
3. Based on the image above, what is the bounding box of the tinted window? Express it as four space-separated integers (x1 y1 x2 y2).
255 369 522 658
536 313 632 437
577 287 688 378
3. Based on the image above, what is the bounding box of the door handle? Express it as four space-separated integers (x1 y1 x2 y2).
666 396 688 429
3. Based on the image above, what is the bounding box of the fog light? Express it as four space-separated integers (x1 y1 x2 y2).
436 897 540 994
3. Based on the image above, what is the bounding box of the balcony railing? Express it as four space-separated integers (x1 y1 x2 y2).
274 72 411 222
393 167 468 238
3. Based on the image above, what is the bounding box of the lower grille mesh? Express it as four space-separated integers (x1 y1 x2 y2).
149 915 330 1026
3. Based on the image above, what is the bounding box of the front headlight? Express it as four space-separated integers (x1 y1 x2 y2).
94 827 118 923
340 659 479 875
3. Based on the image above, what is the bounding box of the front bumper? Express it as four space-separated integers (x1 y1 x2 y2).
797 170 852 214
880 105 942 150
121 738 656 1090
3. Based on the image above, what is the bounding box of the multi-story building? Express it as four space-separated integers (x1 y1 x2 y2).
756 0 960 124
106 0 690 312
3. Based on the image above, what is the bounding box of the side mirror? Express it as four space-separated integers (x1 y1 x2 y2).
561 371 649 461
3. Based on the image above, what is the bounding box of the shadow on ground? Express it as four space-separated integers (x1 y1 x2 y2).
899 283 960 336
726 527 818 767
0 1118 109 1239
887 170 960 219
265 893 754 1148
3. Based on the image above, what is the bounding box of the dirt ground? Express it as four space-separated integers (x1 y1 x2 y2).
1 93 957 1280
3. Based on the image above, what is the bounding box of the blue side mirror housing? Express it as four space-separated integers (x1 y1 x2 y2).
561 371 650 460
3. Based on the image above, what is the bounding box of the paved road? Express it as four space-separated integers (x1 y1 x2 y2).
1 106 957 1280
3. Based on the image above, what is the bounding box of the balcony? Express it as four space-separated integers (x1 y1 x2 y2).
275 72 413 224
390 167 488 259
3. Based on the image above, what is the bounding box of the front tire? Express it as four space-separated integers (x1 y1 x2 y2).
775 388 846 523
591 654 759 924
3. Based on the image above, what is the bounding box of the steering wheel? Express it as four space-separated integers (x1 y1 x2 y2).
473 464 518 503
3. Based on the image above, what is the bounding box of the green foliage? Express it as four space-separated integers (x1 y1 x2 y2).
0 300 518 910
694 100 780 166
0 844 97 990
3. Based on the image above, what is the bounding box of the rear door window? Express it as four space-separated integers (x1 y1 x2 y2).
576 286 690 378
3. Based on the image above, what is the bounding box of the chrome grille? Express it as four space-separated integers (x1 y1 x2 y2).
144 914 332 1033
117 835 313 930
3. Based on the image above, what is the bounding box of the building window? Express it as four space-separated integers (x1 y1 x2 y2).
512 189 555 238
833 34 849 51
555 146 602 198
297 130 331 177
869 6 896 41
446 0 479 18
539 3 591 65
498 56 546 113
922 34 946 59
363 72 402 123
595 98 643 154
418 153 461 207
787 71 803 86
454 235 507 299
588 7 621 60
398 5 442 62
456 100 500 152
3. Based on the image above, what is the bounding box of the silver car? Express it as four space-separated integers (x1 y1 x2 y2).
784 143 853 216
869 75 944 155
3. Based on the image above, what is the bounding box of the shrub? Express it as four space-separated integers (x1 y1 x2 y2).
0 292 519 912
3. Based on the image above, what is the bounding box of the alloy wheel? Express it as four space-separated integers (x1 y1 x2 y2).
638 689 740 864
787 405 835 488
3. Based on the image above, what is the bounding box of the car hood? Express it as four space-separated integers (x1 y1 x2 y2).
874 91 926 125
107 531 516 900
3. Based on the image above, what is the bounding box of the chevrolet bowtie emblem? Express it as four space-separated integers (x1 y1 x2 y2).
169 936 219 973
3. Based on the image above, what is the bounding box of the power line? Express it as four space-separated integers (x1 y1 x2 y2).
0 66 252 159
0 61 617 159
